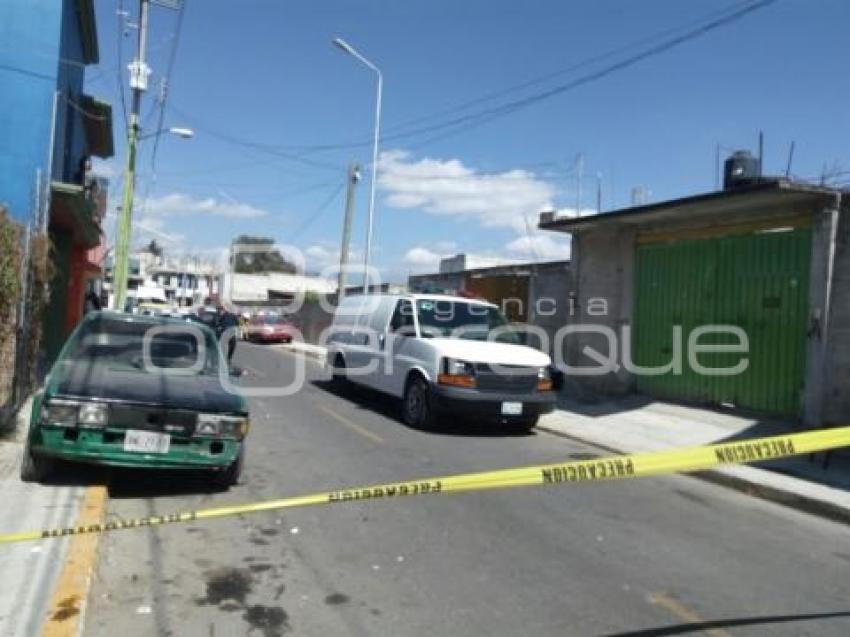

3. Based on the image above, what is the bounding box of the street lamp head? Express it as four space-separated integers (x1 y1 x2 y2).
332 37 356 56
168 127 194 139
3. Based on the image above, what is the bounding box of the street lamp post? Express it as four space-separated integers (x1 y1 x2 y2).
332 37 382 293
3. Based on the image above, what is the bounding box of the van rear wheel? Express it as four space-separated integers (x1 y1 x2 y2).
403 376 436 430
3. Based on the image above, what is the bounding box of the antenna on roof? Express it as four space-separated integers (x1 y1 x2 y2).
758 131 764 178
785 141 795 178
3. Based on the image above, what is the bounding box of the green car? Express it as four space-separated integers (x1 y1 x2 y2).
22 311 249 488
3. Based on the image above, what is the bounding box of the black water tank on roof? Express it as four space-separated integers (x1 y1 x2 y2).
723 150 761 190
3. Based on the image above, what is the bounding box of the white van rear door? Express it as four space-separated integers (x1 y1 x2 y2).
344 295 388 388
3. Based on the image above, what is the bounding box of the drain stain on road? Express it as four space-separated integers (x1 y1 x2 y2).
242 604 290 636
324 593 350 605
197 567 254 606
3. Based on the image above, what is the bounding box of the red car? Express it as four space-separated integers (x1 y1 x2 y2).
244 315 296 343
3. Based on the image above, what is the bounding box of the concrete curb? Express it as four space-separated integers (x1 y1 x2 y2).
536 423 850 527
274 342 327 364
0 395 35 444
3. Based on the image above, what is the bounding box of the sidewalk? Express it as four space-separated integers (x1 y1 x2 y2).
0 397 86 636
538 396 850 524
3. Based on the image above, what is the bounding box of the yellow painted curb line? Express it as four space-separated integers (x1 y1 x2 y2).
41 486 107 637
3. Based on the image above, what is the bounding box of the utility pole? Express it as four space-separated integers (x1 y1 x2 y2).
111 0 151 310
575 153 584 216
596 172 602 214
337 163 360 301
785 141 795 178
715 143 720 190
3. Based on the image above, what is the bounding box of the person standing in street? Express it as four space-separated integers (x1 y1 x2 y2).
215 305 240 363
84 288 102 314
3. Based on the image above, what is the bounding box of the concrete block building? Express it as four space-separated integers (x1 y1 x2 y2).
540 178 848 427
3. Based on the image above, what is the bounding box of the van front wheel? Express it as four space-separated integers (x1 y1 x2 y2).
330 355 348 389
403 376 436 430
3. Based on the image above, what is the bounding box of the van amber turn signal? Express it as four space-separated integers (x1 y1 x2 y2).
437 373 476 388
537 378 554 392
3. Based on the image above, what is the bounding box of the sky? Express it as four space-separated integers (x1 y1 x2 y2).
87 0 850 282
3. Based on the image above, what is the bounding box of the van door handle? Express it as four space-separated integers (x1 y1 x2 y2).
378 333 386 350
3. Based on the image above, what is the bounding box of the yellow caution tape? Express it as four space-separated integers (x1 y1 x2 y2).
2 426 849 546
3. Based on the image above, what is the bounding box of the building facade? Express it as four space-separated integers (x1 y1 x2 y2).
540 179 849 427
148 260 220 307
1 0 114 366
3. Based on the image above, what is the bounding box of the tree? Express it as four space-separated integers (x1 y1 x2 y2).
231 236 296 274
144 240 163 258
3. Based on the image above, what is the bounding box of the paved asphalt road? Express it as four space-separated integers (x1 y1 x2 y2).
77 342 850 637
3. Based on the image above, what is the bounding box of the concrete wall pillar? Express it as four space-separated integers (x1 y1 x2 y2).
565 227 636 396
802 197 841 427
822 196 850 424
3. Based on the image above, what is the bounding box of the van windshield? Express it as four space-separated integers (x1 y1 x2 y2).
416 299 520 344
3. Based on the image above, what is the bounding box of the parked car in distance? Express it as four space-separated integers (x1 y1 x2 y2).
326 294 556 430
21 311 249 488
243 314 296 344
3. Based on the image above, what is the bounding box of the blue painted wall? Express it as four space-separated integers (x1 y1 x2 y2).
55 0 89 184
0 0 91 224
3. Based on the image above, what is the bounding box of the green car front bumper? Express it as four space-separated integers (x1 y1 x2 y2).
31 426 242 470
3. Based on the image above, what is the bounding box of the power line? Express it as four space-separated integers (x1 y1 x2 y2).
384 0 778 149
293 0 761 152
254 0 775 155
115 0 129 135
64 95 110 121
167 102 345 173
288 182 346 240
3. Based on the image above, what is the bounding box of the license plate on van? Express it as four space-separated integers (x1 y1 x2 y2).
501 402 523 416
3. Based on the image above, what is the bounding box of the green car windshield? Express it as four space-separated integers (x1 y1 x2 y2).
62 315 222 374
415 299 520 344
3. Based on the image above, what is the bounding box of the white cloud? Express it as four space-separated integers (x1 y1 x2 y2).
402 246 521 273
305 244 333 261
92 157 116 179
142 193 269 219
134 217 185 246
379 150 555 233
403 246 443 268
302 241 364 276
505 233 571 260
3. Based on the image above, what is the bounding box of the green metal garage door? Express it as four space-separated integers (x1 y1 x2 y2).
633 227 811 417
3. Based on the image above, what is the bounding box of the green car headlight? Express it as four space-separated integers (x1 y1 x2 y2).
42 400 108 427
77 402 108 427
195 414 248 439
41 400 80 427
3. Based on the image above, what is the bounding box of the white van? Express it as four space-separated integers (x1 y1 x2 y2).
326 294 556 430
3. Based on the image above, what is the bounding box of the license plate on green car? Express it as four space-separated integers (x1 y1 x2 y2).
123 430 171 454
